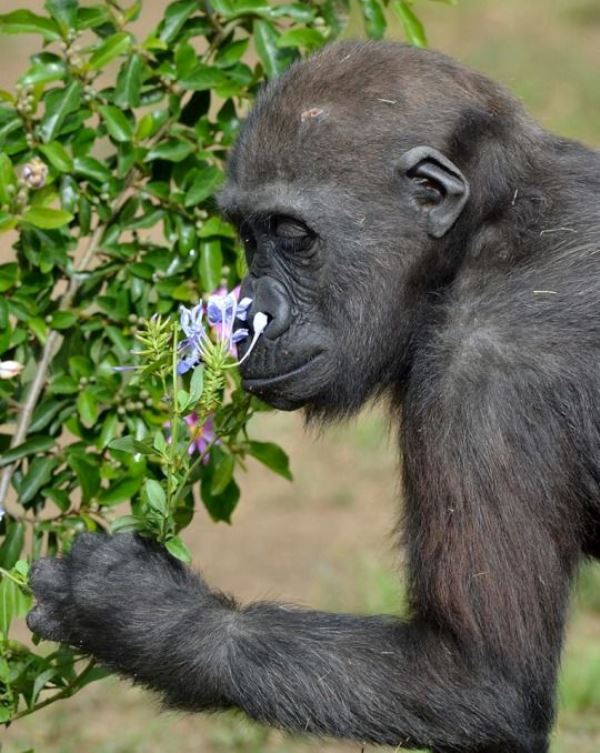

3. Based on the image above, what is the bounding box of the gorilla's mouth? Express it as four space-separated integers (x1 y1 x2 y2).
241 352 326 409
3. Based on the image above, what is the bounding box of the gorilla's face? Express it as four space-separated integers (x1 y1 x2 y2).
220 97 470 417
219 179 407 415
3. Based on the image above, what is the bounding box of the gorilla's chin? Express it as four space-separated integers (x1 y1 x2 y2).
241 352 330 411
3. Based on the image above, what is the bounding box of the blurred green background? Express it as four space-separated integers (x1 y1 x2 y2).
2 1 599 752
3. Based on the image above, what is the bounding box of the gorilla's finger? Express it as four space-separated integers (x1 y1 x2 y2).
67 531 107 563
29 557 69 601
26 604 70 643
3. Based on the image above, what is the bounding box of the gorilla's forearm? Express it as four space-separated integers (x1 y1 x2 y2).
132 598 537 752
28 534 553 753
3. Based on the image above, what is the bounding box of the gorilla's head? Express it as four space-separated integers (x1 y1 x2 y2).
218 41 530 417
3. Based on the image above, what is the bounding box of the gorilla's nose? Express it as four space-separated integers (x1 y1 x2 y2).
243 276 291 340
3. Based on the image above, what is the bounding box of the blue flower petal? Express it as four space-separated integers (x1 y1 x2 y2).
231 328 249 343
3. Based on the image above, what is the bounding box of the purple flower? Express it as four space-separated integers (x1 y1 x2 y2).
206 285 250 354
164 413 216 460
185 413 216 458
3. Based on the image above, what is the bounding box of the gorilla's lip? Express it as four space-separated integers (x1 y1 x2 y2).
241 352 325 391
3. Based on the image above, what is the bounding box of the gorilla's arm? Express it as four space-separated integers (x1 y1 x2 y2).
28 534 539 751
28 373 575 753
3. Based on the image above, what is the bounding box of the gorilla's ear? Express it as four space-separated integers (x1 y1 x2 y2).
397 146 470 239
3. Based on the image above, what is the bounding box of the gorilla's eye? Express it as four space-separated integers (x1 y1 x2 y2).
271 215 311 240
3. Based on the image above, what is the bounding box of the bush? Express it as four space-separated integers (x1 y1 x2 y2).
0 0 437 733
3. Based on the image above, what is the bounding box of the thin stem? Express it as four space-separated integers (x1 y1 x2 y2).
0 566 31 591
171 439 217 507
166 326 180 514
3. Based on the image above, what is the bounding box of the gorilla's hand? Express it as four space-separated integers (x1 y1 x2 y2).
27 533 235 707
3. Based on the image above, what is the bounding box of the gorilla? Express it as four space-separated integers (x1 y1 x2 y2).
28 41 600 753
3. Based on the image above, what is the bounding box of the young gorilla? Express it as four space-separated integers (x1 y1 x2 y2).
28 42 600 753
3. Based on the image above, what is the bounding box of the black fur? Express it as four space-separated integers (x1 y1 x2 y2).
28 42 600 753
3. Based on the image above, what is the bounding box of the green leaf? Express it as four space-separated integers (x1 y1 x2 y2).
393 1 427 48
77 6 111 29
39 141 73 172
175 41 198 78
76 387 99 428
67 451 100 503
211 0 272 19
211 451 235 496
270 4 316 23
145 139 194 162
0 435 55 467
0 10 61 41
22 207 73 229
109 436 152 455
253 19 295 80
73 156 112 183
111 514 144 534
0 153 16 205
201 475 240 523
96 412 119 450
114 53 144 108
0 571 32 635
159 0 198 44
29 317 49 344
145 479 167 515
49 373 78 395
199 240 223 292
198 215 236 238
359 0 387 39
176 388 191 412
179 65 230 91
49 310 77 329
215 39 249 67
276 28 326 51
29 399 68 434
189 366 204 403
99 475 143 506
88 31 132 71
0 521 25 569
20 57 67 86
247 441 292 480
45 0 77 32
39 80 81 143
19 456 58 505
178 221 196 254
184 165 223 206
98 105 134 143
45 488 69 511
165 535 192 563
135 109 168 141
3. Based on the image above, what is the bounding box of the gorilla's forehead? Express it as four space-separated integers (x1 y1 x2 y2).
218 179 339 221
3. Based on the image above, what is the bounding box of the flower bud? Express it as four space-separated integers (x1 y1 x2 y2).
0 360 24 379
21 158 48 189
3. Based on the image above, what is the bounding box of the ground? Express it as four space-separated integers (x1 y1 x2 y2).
1 1 599 752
